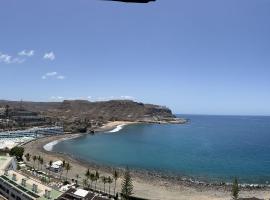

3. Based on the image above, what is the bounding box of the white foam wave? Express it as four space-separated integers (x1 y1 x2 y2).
108 125 124 133
43 134 82 151
43 140 59 151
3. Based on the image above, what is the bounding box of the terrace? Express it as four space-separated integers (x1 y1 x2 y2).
0 170 62 200
0 156 16 175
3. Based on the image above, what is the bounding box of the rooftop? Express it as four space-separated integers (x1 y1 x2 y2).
0 156 15 175
1 170 62 200
74 189 89 197
57 188 109 200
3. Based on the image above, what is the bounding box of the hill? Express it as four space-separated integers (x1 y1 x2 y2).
0 99 186 132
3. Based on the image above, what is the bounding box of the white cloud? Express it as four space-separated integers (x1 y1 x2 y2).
56 75 65 80
18 50 34 57
50 96 65 101
43 52 55 61
46 72 58 76
50 96 87 101
120 96 135 100
0 52 25 64
42 72 66 80
0 53 11 63
93 96 136 101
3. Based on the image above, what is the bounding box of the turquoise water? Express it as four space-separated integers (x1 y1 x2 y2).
53 115 270 184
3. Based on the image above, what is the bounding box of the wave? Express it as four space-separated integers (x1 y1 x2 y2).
43 140 59 151
108 124 124 133
43 134 81 151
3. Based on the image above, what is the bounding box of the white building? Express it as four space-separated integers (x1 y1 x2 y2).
0 156 62 200
48 161 63 173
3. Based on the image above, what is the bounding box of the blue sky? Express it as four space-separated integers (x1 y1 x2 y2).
0 0 270 115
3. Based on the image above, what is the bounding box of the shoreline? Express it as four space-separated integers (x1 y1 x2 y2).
43 134 82 151
43 133 270 188
93 121 139 133
22 123 270 200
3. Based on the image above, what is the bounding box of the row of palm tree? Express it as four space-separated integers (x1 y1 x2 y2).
101 176 113 194
24 155 73 184
56 160 72 181
26 156 72 181
25 154 122 196
82 169 119 196
24 153 44 171
64 162 72 181
24 153 241 200
83 169 100 190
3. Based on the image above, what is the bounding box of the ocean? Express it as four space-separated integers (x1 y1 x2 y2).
52 115 270 184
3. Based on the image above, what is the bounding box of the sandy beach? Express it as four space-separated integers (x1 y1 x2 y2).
22 122 270 200
94 121 138 132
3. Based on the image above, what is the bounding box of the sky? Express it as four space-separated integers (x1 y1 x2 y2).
0 0 270 116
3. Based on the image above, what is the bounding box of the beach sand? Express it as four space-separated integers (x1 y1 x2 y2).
22 122 270 200
94 121 138 132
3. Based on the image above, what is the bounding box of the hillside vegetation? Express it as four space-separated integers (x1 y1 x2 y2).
0 100 185 132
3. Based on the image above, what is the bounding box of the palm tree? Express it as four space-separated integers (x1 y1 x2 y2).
94 170 99 190
65 162 71 181
85 169 91 188
90 173 95 189
83 179 88 188
85 169 91 180
37 155 41 170
49 160 53 171
25 153 31 162
32 155 37 170
60 160 66 180
107 176 113 195
75 174 80 185
47 160 53 177
47 160 53 183
113 169 119 195
39 157 44 170
102 176 107 193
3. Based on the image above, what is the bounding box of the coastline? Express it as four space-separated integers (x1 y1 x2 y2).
94 121 139 133
43 134 82 151
22 122 270 200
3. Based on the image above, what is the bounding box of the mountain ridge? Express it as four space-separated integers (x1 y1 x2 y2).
0 99 186 132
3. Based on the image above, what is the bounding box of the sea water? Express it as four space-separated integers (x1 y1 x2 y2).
52 115 270 184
